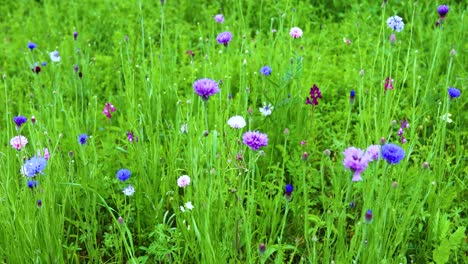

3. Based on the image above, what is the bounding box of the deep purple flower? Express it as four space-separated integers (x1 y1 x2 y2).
193 78 220 100
116 169 131 182
216 31 232 46
342 147 370 181
448 87 460 98
437 5 449 18
103 102 116 119
27 180 38 189
21 156 47 177
242 131 268 151
28 42 37 50
127 131 138 142
73 31 78 40
381 143 405 164
365 209 373 223
78 134 88 145
13 116 27 127
259 66 272 76
259 243 266 255
305 84 322 106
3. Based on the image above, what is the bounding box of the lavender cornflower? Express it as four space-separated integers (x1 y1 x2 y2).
305 84 322 106
216 31 232 46
103 102 116 119
78 134 88 145
28 42 37 50
285 184 294 201
214 14 224 23
364 209 373 223
193 78 220 100
13 116 27 128
386 16 405 32
116 169 131 182
365 145 380 161
259 103 273 116
342 147 370 182
381 143 405 164
448 87 460 99
242 131 268 151
437 5 449 18
259 66 272 76
21 156 47 177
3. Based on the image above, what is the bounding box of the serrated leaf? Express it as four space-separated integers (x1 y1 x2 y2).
433 239 450 264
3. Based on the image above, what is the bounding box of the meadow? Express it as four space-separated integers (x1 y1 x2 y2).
0 0 466 263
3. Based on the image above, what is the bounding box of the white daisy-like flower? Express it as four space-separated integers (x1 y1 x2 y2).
386 16 405 32
185 201 194 210
122 185 135 196
227 115 246 129
259 103 273 116
50 50 61 62
180 206 186 212
440 113 453 123
180 123 188 134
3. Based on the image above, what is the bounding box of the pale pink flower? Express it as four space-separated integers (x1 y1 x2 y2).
10 135 28 150
177 175 191 188
289 27 303 38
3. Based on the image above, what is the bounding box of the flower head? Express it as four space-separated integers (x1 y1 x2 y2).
28 42 37 50
78 134 88 145
386 16 405 32
50 50 61 62
381 143 405 164
123 185 135 196
285 184 294 201
216 31 232 46
126 131 138 142
448 87 460 99
259 103 273 116
440 113 453 123
437 5 449 17
73 31 78 40
177 175 191 187
365 209 373 223
242 131 268 151
365 145 381 161
31 64 41 74
10 135 28 150
116 169 131 182
13 116 27 128
227 115 246 129
180 123 189 134
214 14 224 23
27 180 38 189
103 102 116 119
342 147 370 181
384 77 394 93
289 27 303 38
193 78 220 100
306 84 322 106
259 66 272 76
21 156 47 177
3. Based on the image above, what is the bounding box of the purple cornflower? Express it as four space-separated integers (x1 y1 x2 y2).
116 169 131 182
242 131 268 151
381 143 405 164
285 184 294 201
259 66 272 76
21 156 47 177
193 78 220 101
365 145 380 161
103 102 116 119
73 31 78 40
364 209 373 223
216 31 232 46
305 84 322 106
384 77 394 93
214 14 224 23
437 5 449 18
448 87 460 99
342 147 370 182
127 131 138 142
28 42 37 50
78 134 88 145
27 180 38 189
13 116 27 128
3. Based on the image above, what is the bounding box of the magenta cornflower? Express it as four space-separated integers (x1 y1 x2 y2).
103 102 116 119
342 147 370 182
193 78 220 100
305 84 322 106
242 131 268 151
216 31 232 46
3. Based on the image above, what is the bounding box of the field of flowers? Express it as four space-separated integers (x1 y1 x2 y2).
0 1 466 263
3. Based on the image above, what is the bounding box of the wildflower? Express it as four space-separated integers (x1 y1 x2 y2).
185 201 194 210
349 201 355 208
118 216 124 225
37 148 50 160
392 181 398 188
227 115 246 129
300 140 306 146
116 169 131 182
364 209 373 223
32 64 41 74
180 123 189 134
440 113 453 123
259 66 272 76
122 185 135 196
423 162 429 169
386 16 405 32
31 116 36 124
73 31 78 40
41 62 47 66
21 156 47 177
301 152 309 160
102 102 116 119
177 175 191 187
216 31 232 46
323 149 331 156
448 87 460 99
305 84 322 106
259 103 273 116
37 199 42 207
259 243 266 255
243 131 268 151
28 42 37 50
437 5 449 18
27 180 38 189
193 78 220 100
350 90 355 103
289 27 303 38
78 134 88 145
180 206 186 212
185 50 195 57
398 118 409 144
365 145 380 161
73 65 79 72
384 77 394 93
10 135 28 150
214 14 224 23
13 116 27 128
389 33 396 43
285 184 294 201
381 143 406 164
450 49 456 56
50 50 61 62
342 147 370 182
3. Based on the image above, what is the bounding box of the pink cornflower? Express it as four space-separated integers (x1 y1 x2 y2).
177 175 191 188
10 135 28 150
103 102 116 119
289 27 303 38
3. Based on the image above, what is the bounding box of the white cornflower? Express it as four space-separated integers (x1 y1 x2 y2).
185 201 194 210
122 185 135 196
259 103 273 116
440 113 453 123
180 123 188 134
227 116 246 129
50 50 61 62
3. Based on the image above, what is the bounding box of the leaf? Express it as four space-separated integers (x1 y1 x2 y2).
433 239 450 264
448 226 466 249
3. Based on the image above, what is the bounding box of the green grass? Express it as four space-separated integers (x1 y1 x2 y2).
0 0 466 263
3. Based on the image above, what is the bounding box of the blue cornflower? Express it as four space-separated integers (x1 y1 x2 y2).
27 180 38 189
381 143 405 164
28 42 37 50
285 184 294 201
437 5 449 18
116 169 131 182
350 90 355 99
259 66 272 76
448 87 460 99
78 134 88 145
13 116 27 127
21 156 47 177
41 62 47 66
